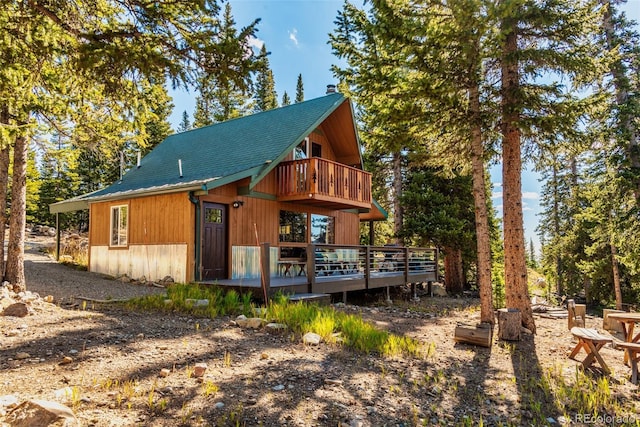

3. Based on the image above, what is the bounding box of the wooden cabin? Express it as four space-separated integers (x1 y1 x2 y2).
51 93 437 297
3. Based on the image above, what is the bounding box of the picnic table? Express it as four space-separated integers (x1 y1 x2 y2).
607 312 640 381
606 312 640 344
569 327 613 374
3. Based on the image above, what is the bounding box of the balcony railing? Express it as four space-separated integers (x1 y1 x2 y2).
276 158 372 209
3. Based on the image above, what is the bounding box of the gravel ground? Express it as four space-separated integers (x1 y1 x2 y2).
1 237 639 426
23 237 167 304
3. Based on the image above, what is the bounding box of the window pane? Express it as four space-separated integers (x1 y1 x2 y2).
205 208 222 223
110 205 128 246
279 210 307 243
311 214 334 244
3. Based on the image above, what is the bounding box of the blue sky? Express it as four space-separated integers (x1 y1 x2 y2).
168 0 640 255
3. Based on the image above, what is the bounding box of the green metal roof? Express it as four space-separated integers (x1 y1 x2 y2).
50 93 353 212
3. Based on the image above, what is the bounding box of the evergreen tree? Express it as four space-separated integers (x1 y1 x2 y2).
400 168 477 295
281 91 291 106
295 74 304 103
254 44 278 112
0 0 262 290
193 3 260 126
177 111 192 133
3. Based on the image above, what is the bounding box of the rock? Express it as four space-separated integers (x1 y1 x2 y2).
324 379 343 386
59 357 73 365
15 352 30 360
260 353 269 360
54 387 74 402
272 384 285 391
44 295 55 303
265 323 287 333
214 402 225 409
236 316 264 329
190 299 209 307
0 394 19 411
159 369 171 378
3 302 29 317
431 283 448 297
5 399 79 426
193 363 207 378
303 332 321 345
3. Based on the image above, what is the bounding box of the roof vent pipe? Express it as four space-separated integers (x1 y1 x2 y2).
178 159 183 178
326 84 337 94
137 151 141 168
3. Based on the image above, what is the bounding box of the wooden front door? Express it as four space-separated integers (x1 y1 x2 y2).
202 203 227 280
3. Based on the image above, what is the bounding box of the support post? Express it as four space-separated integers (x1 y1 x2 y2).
260 242 271 302
55 213 61 261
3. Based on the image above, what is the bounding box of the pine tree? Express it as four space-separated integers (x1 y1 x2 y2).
281 91 291 106
295 74 304 103
254 45 278 112
177 111 192 133
193 3 260 127
0 0 262 289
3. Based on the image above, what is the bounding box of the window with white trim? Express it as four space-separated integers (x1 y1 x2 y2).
110 205 128 247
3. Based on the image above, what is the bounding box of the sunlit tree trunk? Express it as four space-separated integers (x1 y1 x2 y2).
0 106 9 278
501 15 536 333
5 130 28 291
470 84 494 324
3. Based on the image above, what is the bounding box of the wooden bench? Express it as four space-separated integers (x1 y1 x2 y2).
569 327 613 374
614 341 640 384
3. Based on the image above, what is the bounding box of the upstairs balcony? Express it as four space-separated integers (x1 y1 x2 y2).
276 158 372 210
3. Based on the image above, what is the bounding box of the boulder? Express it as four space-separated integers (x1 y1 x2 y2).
2 302 29 317
6 399 79 427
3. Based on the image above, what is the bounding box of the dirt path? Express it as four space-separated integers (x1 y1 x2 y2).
22 238 166 304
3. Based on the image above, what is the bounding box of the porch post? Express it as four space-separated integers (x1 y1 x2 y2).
55 213 61 261
368 220 374 245
260 242 271 301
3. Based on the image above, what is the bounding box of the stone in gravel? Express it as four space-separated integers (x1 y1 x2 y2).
214 402 224 409
15 352 30 360
159 368 171 378
54 387 74 401
260 353 269 360
2 302 29 317
272 384 285 391
324 379 343 386
193 362 207 377
236 315 264 329
5 399 79 427
265 323 287 333
68 349 78 355
303 332 321 345
59 357 73 365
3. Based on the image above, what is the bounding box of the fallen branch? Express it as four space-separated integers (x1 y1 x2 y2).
76 296 131 303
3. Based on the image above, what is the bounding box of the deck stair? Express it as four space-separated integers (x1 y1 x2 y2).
287 293 331 305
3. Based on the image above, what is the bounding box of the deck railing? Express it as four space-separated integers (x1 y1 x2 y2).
276 158 372 207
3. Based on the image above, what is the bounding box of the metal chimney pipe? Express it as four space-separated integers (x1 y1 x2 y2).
326 84 337 94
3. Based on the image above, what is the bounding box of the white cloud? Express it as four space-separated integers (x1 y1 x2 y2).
288 28 299 46
492 191 502 199
493 181 502 188
247 36 264 50
522 191 539 200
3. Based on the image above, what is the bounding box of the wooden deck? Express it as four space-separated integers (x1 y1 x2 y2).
202 244 438 299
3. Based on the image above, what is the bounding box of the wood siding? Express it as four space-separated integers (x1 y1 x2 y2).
88 192 195 281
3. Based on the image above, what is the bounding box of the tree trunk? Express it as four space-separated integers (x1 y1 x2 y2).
611 243 623 310
0 106 10 278
500 14 536 333
444 246 464 295
469 83 494 324
5 131 28 291
602 0 640 202
392 151 403 245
